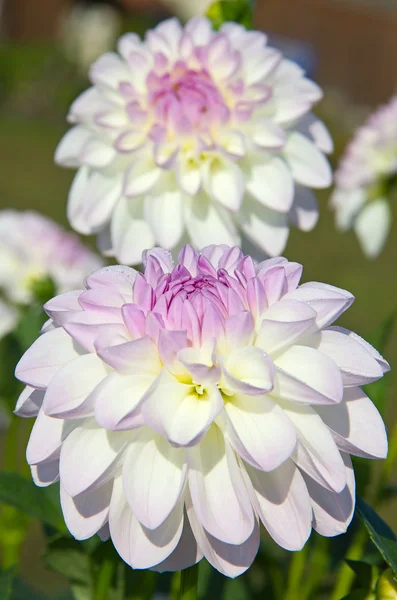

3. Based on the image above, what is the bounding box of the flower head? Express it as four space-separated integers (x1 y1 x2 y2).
15 244 388 576
331 96 397 258
0 210 103 306
56 17 332 265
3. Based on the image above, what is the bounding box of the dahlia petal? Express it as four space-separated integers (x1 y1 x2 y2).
123 159 162 197
98 336 161 375
155 18 183 55
90 52 131 89
85 265 137 299
185 17 212 45
152 510 202 572
245 48 281 85
122 428 186 529
313 327 384 386
43 353 108 418
144 188 184 249
93 372 152 430
239 196 290 256
60 481 112 540
274 346 344 405
110 196 155 265
331 189 367 231
27 409 78 465
60 420 131 496
344 329 390 373
78 287 125 316
15 327 82 389
185 193 240 249
63 311 124 353
316 387 388 459
178 244 199 276
260 266 288 306
222 346 274 395
219 130 246 158
289 186 319 232
14 386 44 418
252 119 286 149
67 168 97 235
109 476 184 569
44 291 83 325
178 346 221 386
78 172 122 231
244 460 312 550
143 247 174 273
187 500 260 578
283 133 332 188
256 299 316 354
247 157 294 213
142 369 223 447
80 138 116 169
354 199 392 259
176 156 201 195
55 126 92 167
304 453 355 536
224 311 255 350
206 159 245 212
31 460 60 487
283 282 354 329
223 393 296 471
187 426 255 545
282 402 347 493
307 117 334 154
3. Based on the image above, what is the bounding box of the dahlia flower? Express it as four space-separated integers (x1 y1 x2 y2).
331 96 397 258
15 245 388 577
55 17 332 265
0 210 103 306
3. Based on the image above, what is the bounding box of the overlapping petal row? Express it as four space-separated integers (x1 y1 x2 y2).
15 245 388 577
56 17 332 264
331 96 397 258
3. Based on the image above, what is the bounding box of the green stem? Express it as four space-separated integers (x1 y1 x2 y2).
179 564 199 600
300 537 329 600
94 557 115 600
331 526 367 600
284 546 308 600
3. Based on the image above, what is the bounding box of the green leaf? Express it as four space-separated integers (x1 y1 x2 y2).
206 0 254 29
345 560 374 589
44 538 91 587
0 568 16 600
356 495 397 575
0 472 64 530
340 590 372 600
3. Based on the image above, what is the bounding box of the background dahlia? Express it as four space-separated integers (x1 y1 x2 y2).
55 17 332 265
15 245 388 577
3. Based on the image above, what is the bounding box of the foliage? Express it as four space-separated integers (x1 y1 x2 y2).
206 0 254 29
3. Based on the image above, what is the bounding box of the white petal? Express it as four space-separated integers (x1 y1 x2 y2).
316 387 387 459
283 133 332 189
283 282 354 329
185 193 240 250
313 327 384 386
111 196 155 265
239 196 289 256
187 426 255 545
145 188 184 249
354 199 392 259
274 345 344 405
282 402 347 493
223 393 296 471
256 299 316 355
244 460 312 550
60 420 131 496
43 353 108 418
221 346 274 395
14 386 44 418
27 409 78 465
142 369 223 447
109 477 184 569
331 189 367 231
67 167 95 235
304 453 355 536
60 481 112 540
152 510 202 572
206 159 244 212
186 496 260 578
289 186 319 232
122 428 186 529
15 327 82 389
247 157 294 213
55 126 92 167
123 158 161 197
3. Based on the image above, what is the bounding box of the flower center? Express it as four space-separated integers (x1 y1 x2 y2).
147 61 230 134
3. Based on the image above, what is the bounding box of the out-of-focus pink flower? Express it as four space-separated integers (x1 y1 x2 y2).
15 245 388 576
56 17 332 264
0 210 103 305
331 96 397 258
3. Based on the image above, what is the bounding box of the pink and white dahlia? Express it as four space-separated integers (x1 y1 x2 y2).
55 17 332 264
0 210 103 306
15 245 388 576
331 96 397 258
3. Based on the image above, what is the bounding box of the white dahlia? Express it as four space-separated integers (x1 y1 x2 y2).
331 96 397 258
0 210 103 306
55 17 332 265
15 245 388 576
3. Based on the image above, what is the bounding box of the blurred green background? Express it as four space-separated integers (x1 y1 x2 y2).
0 0 396 598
